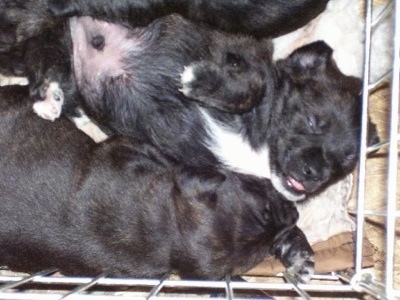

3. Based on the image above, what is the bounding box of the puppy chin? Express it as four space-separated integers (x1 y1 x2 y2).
270 171 306 202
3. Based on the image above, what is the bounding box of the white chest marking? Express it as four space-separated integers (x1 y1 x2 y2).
200 109 271 179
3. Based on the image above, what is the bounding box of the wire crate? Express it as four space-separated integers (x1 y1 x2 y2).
0 0 398 299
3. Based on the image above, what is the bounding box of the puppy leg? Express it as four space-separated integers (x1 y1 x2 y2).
180 59 264 113
70 108 109 143
24 28 71 121
273 226 314 283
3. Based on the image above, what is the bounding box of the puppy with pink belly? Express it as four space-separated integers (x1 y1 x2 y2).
2 10 378 203
67 15 377 203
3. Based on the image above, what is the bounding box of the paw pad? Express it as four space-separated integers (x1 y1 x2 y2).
286 251 315 283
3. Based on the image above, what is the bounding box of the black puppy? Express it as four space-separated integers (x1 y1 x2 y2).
48 0 330 38
48 14 378 201
1 14 274 122
0 10 377 201
0 0 329 115
0 85 313 281
0 0 329 50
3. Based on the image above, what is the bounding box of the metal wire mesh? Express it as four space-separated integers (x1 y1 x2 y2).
0 271 359 299
353 0 399 298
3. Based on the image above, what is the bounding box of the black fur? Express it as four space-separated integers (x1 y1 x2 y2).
48 0 329 38
0 85 313 281
182 40 380 199
0 0 329 48
0 0 377 281
0 9 378 200
67 15 378 200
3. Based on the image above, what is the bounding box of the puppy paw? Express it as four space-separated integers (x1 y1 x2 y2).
275 226 315 283
179 63 222 100
285 250 315 283
32 82 64 121
179 60 262 113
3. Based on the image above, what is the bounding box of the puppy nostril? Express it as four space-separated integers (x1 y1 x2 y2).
302 164 320 181
303 164 312 176
91 35 105 51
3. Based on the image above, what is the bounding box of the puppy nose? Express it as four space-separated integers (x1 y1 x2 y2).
302 163 321 181
301 149 330 182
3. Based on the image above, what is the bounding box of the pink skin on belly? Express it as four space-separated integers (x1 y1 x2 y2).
70 16 148 94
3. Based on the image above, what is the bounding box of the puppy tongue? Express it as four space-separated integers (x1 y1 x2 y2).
287 177 305 192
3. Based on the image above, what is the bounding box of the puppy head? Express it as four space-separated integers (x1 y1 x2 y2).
268 41 378 201
173 167 300 236
173 167 275 217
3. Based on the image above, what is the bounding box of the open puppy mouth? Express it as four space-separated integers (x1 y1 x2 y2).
270 172 306 202
286 176 306 193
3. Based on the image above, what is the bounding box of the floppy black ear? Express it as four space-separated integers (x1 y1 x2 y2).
277 41 334 77
176 167 226 197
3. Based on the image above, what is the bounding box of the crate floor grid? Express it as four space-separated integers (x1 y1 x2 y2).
0 0 398 299
0 270 365 300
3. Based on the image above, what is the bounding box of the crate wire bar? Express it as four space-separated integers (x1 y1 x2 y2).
354 0 400 298
385 0 400 297
355 0 400 298
0 0 398 299
0 272 360 299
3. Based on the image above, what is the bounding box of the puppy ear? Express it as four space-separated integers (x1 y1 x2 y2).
343 76 362 95
277 41 334 77
176 167 226 197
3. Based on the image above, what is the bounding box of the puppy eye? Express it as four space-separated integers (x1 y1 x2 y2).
345 152 357 161
306 115 328 134
226 52 246 70
342 148 357 161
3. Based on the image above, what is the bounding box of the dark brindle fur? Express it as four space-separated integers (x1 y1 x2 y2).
0 85 313 281
0 0 329 50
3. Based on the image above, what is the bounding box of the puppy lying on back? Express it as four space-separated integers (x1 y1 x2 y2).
0 85 313 282
0 10 378 203
0 0 329 117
